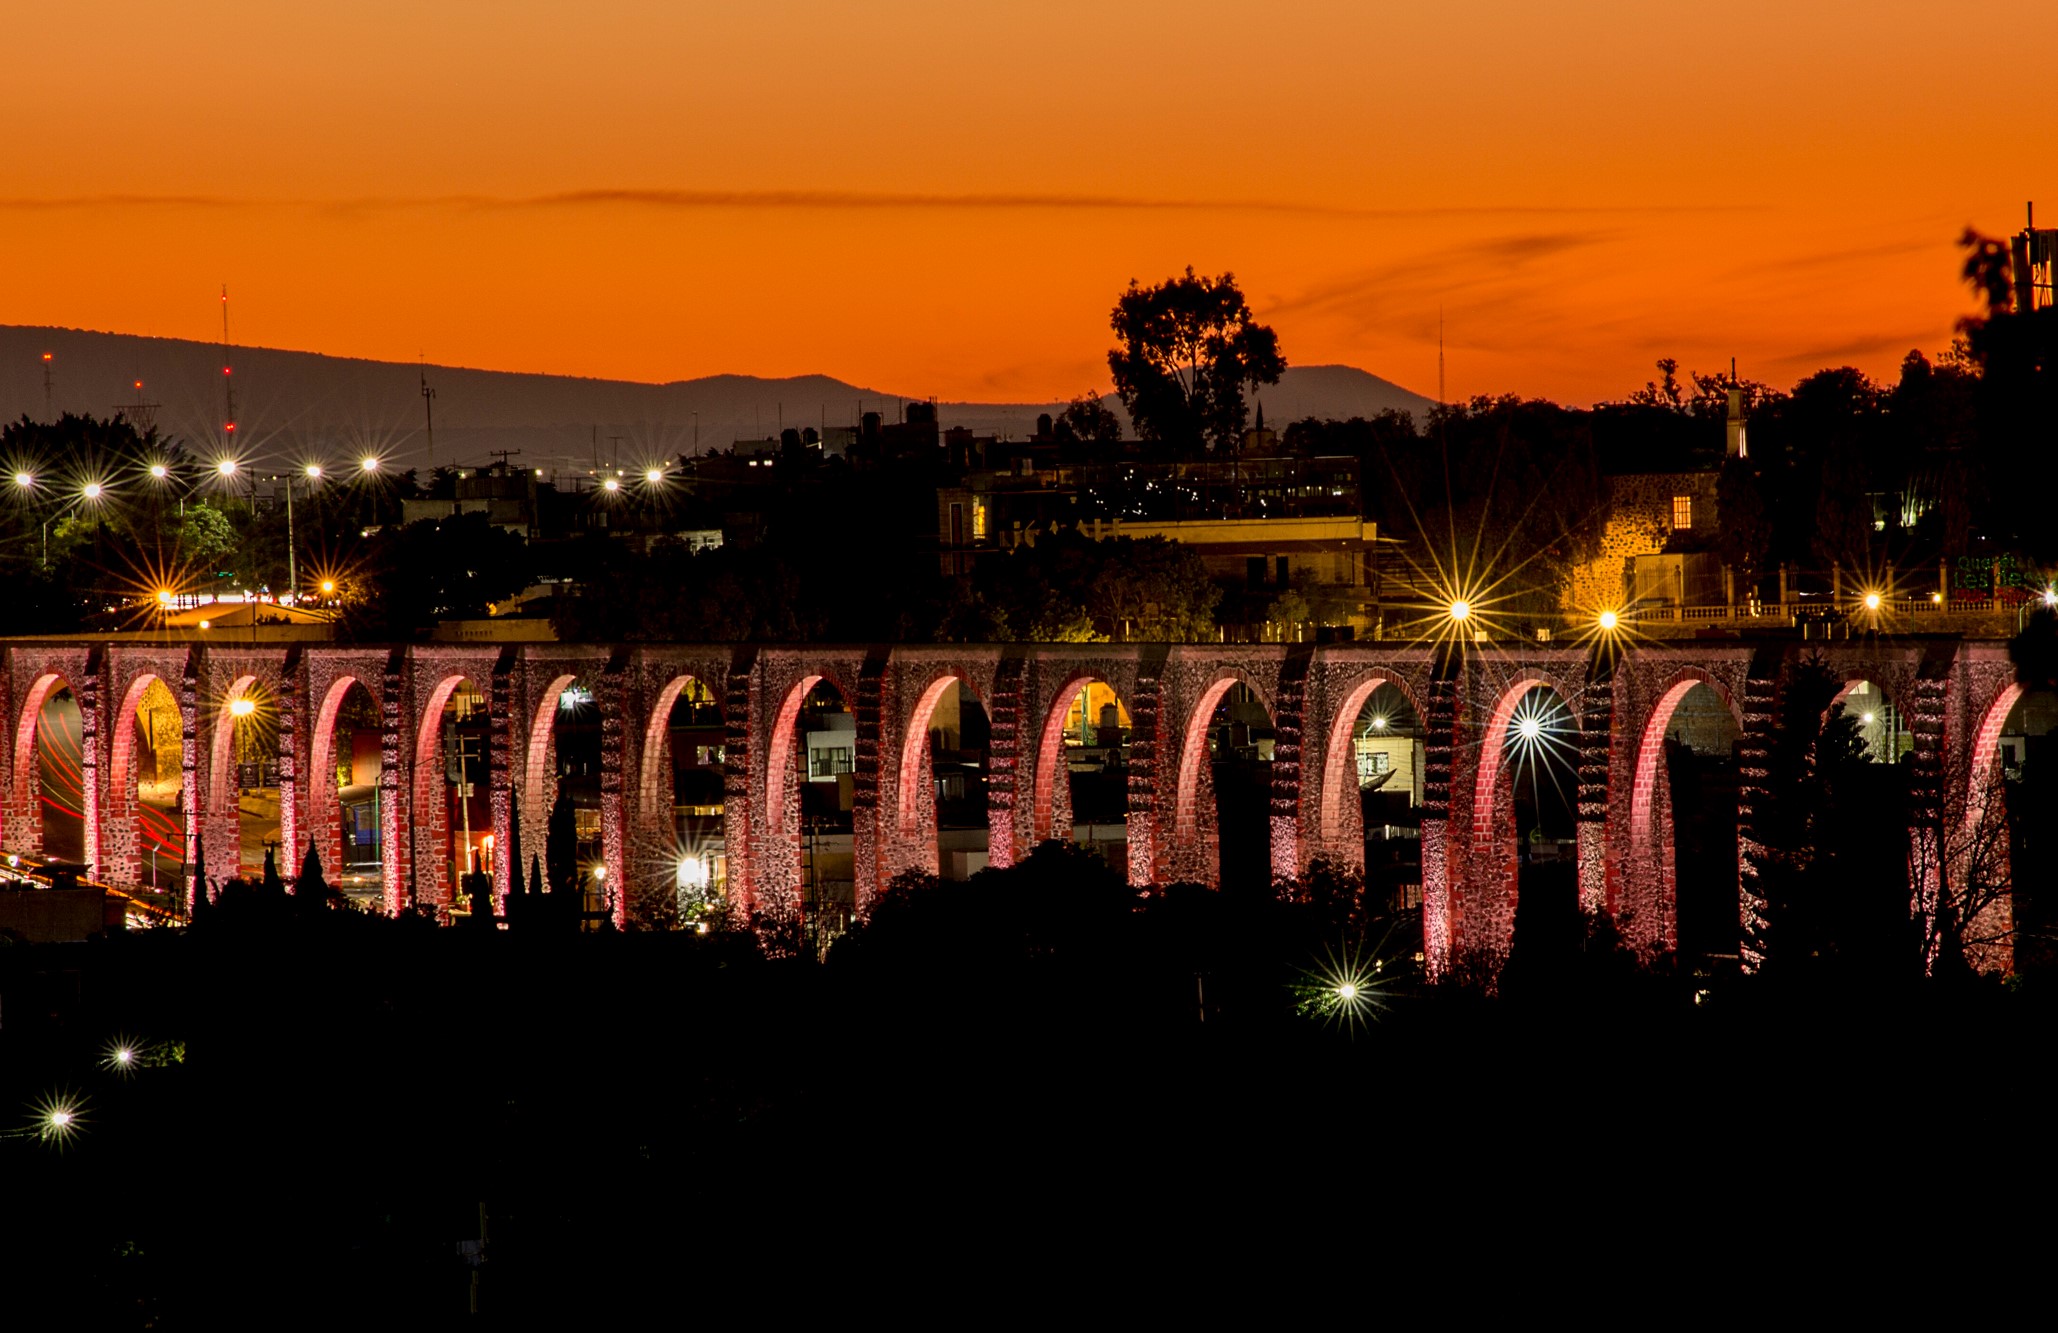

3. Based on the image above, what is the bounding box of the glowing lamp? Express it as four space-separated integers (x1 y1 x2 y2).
113 1048 133 1066
229 697 256 718
645 468 664 484
1448 600 1471 623
1597 609 1619 631
1863 592 1882 611
360 456 380 473
305 463 323 479
82 482 102 500
198 620 211 631
2045 589 2057 609
602 478 620 493
216 458 238 477
13 472 32 489
1337 982 1359 1002
149 464 169 480
1861 712 1876 726
1370 715 1387 731
1517 716 1542 742
155 589 172 605
591 865 607 882
320 580 335 595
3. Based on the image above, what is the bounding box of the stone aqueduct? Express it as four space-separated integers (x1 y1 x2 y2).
0 636 2026 973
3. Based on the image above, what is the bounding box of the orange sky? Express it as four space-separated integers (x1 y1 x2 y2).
6 2 2053 405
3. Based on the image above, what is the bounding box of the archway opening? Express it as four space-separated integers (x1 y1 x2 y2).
1989 687 2058 966
918 678 991 881
1837 679 1908 764
1497 685 1580 966
1659 682 1743 962
537 676 604 920
1345 682 1424 913
793 677 855 948
35 683 85 865
318 679 384 906
1041 680 1130 875
130 677 184 893
221 681 282 880
1204 681 1276 892
657 675 724 926
415 676 489 915
1822 678 1912 959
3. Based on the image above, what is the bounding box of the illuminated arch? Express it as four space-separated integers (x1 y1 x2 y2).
205 674 262 815
1469 672 1579 828
108 672 182 884
12 672 70 822
1965 682 2024 844
525 672 581 819
1318 673 1424 845
764 674 826 839
306 675 373 871
638 673 712 828
412 673 480 905
1629 669 1742 850
897 672 978 838
1171 672 1272 842
1030 673 1127 845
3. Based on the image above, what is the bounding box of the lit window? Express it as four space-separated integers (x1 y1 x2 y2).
1672 495 1693 529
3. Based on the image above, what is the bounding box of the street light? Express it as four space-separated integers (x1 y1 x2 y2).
13 472 31 490
1448 600 1471 623
602 477 620 493
644 467 664 485
1597 609 1620 632
359 455 380 475
229 696 256 719
1862 591 1882 612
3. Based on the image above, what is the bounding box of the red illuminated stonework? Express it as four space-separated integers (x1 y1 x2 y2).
0 638 2020 976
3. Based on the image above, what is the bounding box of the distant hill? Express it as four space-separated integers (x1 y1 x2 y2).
0 324 1435 468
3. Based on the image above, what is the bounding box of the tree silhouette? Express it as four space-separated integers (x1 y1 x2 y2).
1108 269 1284 455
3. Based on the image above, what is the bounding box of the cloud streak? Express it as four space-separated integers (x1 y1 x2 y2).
0 190 1756 221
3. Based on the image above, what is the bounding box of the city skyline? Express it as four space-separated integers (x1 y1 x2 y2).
9 2 2051 406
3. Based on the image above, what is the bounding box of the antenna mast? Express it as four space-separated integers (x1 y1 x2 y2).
419 356 437 470
220 285 237 443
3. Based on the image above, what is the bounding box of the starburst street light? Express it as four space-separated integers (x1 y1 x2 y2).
149 463 169 480
1863 591 1882 612
1448 600 1471 623
216 458 238 478
602 477 621 493
304 463 323 480
81 482 103 501
359 455 380 474
13 471 32 490
1597 609 1620 631
644 467 664 485
229 696 256 718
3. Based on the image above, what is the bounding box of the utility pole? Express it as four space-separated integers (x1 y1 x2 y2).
420 359 437 470
40 353 53 420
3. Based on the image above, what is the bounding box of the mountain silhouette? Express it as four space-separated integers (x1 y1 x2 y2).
0 324 1435 468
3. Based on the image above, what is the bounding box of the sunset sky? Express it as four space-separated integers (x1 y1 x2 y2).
7 2 2052 406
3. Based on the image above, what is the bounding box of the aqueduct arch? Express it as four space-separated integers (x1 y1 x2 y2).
0 637 2023 978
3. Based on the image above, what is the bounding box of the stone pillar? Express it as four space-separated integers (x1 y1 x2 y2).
719 649 757 928
1777 563 1790 614
1733 651 1781 971
77 651 102 879
1419 656 1460 977
1124 653 1166 889
379 650 408 915
982 654 1027 871
849 653 887 916
489 653 519 915
276 650 301 873
598 655 628 928
1270 645 1311 882
1575 670 1613 920
1905 665 1949 970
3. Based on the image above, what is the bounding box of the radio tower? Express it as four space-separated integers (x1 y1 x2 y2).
116 378 161 434
420 356 436 470
220 285 238 445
